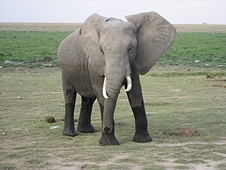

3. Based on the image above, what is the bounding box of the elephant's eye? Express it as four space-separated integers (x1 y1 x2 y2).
100 47 104 54
128 46 133 54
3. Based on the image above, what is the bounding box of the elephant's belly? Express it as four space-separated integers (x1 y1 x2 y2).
61 62 96 98
68 72 95 98
73 80 95 98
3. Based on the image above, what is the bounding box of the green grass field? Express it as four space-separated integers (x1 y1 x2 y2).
0 24 226 169
161 33 226 68
0 30 226 68
0 31 69 65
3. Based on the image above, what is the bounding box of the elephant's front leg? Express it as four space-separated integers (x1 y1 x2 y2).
77 96 97 133
99 99 119 146
126 73 152 143
132 100 152 142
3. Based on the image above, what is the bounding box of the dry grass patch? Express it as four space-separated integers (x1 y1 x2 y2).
174 24 226 33
1 22 225 33
0 22 82 32
1 67 226 169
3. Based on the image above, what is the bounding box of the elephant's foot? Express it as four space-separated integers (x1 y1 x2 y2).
77 124 97 133
99 132 119 146
133 130 152 143
63 128 77 137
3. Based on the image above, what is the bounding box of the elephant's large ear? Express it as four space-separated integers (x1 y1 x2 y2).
80 14 107 76
126 12 176 75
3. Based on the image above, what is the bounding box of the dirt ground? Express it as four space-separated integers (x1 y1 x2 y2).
42 142 226 170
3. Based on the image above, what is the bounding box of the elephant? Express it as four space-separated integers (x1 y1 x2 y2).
57 12 176 146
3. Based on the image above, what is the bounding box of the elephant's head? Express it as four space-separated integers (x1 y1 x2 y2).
79 12 176 100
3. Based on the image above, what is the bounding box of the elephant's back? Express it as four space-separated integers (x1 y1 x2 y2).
57 29 83 66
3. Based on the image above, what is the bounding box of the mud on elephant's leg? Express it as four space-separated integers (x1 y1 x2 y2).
132 100 152 143
63 102 77 136
62 73 77 136
77 96 97 133
98 103 119 146
99 121 119 146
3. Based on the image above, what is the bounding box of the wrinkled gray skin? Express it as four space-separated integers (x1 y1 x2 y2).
58 12 176 146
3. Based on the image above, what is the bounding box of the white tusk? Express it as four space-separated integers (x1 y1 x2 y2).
125 75 132 92
103 77 109 99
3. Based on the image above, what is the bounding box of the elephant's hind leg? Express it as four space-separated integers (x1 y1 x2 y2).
62 73 77 136
77 96 97 133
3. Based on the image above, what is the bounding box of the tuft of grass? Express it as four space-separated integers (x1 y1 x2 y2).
217 163 226 169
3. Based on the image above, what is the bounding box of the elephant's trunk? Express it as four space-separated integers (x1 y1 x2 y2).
102 59 132 134
103 75 132 99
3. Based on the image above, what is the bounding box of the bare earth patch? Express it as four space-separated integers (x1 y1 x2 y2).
41 141 226 170
155 142 226 170
47 154 142 170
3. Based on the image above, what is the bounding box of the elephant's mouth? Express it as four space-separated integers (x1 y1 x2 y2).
102 75 132 99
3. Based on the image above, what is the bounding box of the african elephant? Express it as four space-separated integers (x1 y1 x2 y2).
57 12 176 146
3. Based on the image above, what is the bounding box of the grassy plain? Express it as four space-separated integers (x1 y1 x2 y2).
0 24 226 68
0 23 226 170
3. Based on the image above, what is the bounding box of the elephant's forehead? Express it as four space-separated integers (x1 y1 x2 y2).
101 20 135 35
